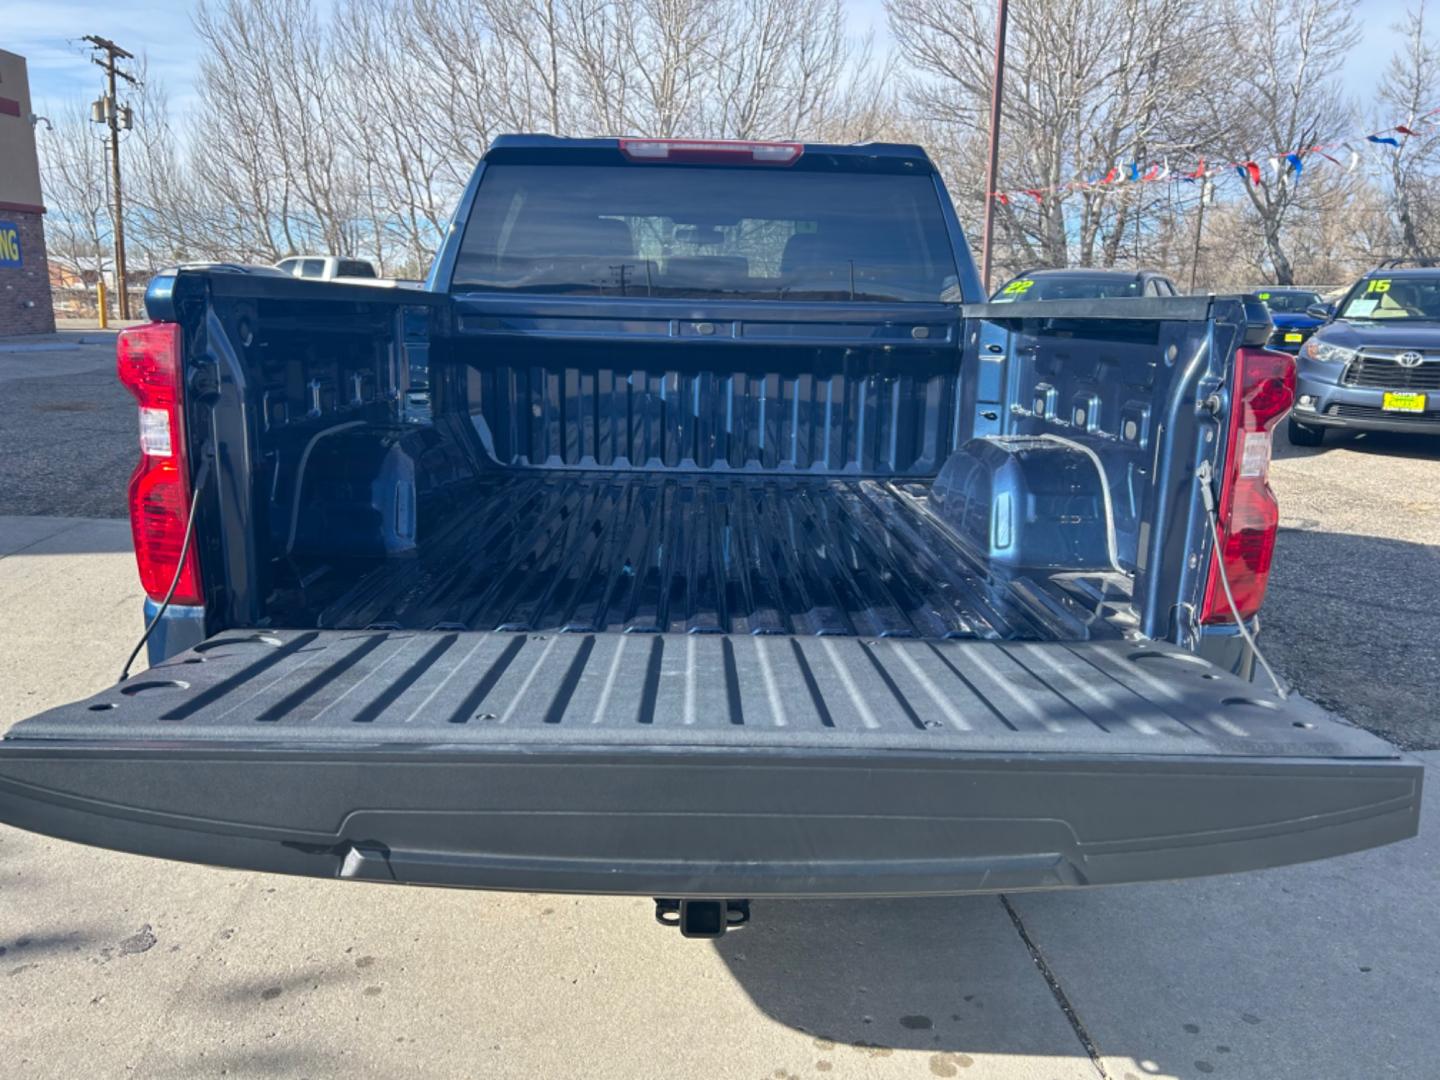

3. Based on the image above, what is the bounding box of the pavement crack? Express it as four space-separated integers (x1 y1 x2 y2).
0 520 82 563
1000 895 1111 1079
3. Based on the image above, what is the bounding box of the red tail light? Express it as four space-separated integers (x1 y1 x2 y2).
1200 346 1296 624
117 322 203 605
618 138 803 165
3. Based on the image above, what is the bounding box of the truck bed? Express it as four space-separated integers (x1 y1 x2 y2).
278 472 1112 641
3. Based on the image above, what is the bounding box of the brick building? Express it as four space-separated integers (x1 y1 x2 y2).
0 49 56 336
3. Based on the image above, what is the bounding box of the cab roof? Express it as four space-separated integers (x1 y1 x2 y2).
482 134 938 175
1360 267 1440 277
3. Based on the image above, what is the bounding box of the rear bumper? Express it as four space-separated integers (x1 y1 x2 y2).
0 740 1420 898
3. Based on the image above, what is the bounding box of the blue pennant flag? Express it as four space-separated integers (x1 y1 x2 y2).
1286 153 1304 176
1367 134 1401 147
1128 162 1141 182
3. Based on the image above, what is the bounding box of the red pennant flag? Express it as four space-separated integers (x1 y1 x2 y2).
1101 167 1118 184
1397 125 1420 136
1142 164 1161 181
1024 189 1045 203
1243 161 1262 185
994 192 1010 205
1186 159 1206 179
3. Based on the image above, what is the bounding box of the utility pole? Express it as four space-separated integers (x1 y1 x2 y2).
1188 179 1210 293
979 0 1011 294
84 35 137 321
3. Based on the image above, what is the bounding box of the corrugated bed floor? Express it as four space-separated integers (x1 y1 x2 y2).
295 473 1102 640
15 630 1374 758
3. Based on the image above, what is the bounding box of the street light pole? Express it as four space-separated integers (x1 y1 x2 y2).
84 35 137 321
979 0 1011 295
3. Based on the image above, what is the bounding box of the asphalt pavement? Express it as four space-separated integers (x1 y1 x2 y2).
1 331 1437 1079
1266 426 1440 749
0 331 134 519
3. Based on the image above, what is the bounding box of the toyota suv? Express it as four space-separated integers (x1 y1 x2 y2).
1290 269 1440 445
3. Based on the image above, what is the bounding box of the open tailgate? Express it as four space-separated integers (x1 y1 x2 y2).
0 630 1420 897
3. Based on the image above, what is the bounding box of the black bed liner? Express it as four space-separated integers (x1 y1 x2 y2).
0 630 1420 897
282 472 1106 641
3 631 1402 756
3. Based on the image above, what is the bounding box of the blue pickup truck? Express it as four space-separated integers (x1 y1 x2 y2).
0 137 1418 936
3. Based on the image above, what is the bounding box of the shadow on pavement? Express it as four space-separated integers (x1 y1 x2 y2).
1010 767 1440 1080
1 926 110 963
712 896 1092 1060
0 517 135 558
1273 424 1440 461
712 806 1436 1080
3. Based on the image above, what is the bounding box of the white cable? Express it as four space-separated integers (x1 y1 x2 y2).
1037 433 1127 575
285 420 367 555
1197 465 1289 699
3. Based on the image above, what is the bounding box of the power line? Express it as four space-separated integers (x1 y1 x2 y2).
83 35 138 321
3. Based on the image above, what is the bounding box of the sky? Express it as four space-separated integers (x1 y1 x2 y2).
6 0 1425 126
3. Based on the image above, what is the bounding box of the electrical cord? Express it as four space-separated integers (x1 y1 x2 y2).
1196 462 1289 699
119 454 212 683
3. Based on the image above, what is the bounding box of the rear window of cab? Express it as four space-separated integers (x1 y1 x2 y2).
452 164 962 303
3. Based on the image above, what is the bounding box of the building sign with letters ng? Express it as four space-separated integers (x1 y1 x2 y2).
0 222 22 268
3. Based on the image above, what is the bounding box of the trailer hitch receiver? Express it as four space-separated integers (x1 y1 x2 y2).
654 899 751 938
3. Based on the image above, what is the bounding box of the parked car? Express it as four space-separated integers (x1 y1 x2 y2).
1289 269 1440 445
1253 288 1327 352
991 267 1179 301
0 136 1417 938
275 255 379 281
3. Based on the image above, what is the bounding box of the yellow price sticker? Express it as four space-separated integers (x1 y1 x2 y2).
1367 279 1392 293
1003 279 1034 295
1258 292 1271 300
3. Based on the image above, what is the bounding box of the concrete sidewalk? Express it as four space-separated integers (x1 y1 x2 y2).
0 330 119 380
0 516 1432 1080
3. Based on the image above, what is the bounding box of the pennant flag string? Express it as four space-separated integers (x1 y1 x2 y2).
988 105 1440 205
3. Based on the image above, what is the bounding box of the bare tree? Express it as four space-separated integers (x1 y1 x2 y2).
37 106 114 284
888 0 1231 273
1376 1 1440 263
190 0 363 260
1209 0 1359 284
